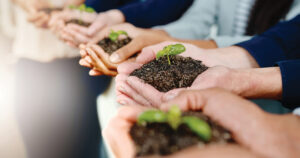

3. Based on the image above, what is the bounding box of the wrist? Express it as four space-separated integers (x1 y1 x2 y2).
239 67 282 99
105 9 125 25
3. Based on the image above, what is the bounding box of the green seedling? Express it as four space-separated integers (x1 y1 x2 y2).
68 4 95 25
68 4 95 13
109 30 128 42
137 106 212 141
156 44 186 65
138 110 167 126
167 105 182 129
182 116 212 141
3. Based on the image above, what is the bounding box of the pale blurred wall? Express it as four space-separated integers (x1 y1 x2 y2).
0 0 27 157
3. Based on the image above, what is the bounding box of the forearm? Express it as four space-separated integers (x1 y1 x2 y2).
239 67 282 99
174 39 218 49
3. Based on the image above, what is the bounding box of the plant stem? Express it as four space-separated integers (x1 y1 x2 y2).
167 55 171 65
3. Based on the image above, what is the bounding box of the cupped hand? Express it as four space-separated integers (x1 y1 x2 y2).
161 88 300 158
26 0 53 28
104 96 260 158
49 9 97 46
78 24 172 76
115 41 228 107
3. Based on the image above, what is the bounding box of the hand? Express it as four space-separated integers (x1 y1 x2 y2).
49 9 97 47
25 0 52 28
161 89 300 158
103 100 260 158
115 41 235 107
78 24 172 76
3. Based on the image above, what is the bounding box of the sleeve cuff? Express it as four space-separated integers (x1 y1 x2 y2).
236 36 286 67
278 60 300 109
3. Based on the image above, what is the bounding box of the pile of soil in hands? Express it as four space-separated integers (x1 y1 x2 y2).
65 19 91 27
130 111 233 156
130 55 208 92
39 8 62 14
97 37 132 55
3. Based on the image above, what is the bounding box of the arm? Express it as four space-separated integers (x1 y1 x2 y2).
119 0 194 28
236 15 300 67
277 60 300 109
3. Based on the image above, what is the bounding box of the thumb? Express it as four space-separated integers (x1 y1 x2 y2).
109 37 145 64
87 21 106 36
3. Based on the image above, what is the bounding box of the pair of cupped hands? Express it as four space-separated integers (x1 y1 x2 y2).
24 0 125 47
104 88 300 158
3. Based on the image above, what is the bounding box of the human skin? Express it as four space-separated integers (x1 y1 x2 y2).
11 0 85 28
104 89 300 158
115 41 268 107
78 24 218 76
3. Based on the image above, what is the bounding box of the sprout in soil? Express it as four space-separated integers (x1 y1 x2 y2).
137 106 212 142
68 4 95 25
109 30 129 42
156 44 186 65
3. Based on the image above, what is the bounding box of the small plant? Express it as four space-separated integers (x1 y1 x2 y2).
109 30 128 42
68 4 95 13
137 106 212 141
156 44 186 65
68 4 95 26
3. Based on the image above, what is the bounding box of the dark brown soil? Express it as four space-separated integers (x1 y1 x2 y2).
65 19 91 27
130 111 233 156
130 55 208 92
39 8 62 14
97 37 132 55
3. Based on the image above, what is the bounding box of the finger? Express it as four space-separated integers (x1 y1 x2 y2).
67 23 90 37
117 61 142 75
135 46 157 64
90 27 110 44
27 12 45 22
79 48 88 57
87 19 106 36
126 76 163 107
63 26 90 44
162 88 186 102
116 93 140 106
90 44 118 69
86 48 117 76
116 74 152 106
79 59 93 68
89 69 103 76
109 37 144 64
161 88 265 146
35 15 50 28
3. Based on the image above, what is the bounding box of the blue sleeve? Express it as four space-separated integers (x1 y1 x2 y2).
236 15 300 67
85 0 139 12
277 60 300 109
119 0 194 28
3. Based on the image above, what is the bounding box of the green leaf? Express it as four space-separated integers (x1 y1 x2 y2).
138 110 168 126
155 44 186 61
68 5 76 9
167 105 182 129
109 31 119 42
85 7 95 13
116 30 128 36
168 44 186 56
182 116 212 141
156 49 166 60
78 4 86 12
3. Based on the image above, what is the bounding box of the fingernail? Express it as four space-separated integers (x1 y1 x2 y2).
119 100 127 105
164 93 178 101
86 56 92 63
110 54 120 63
118 86 126 93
